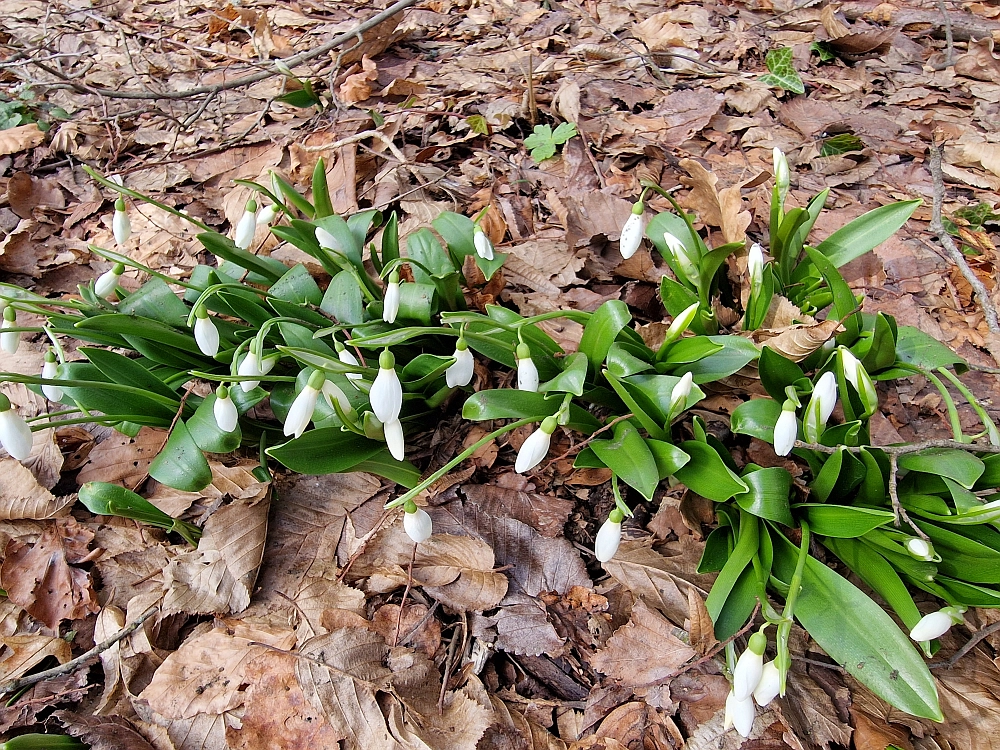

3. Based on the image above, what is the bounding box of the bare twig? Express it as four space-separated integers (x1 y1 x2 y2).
936 0 955 66
545 413 634 467
929 619 1000 668
0 606 159 696
795 438 1000 457
927 140 1000 335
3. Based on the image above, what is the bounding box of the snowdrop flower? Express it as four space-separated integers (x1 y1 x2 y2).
619 202 645 259
403 500 432 543
839 347 878 417
370 349 402 424
803 371 837 443
661 301 700 348
233 199 258 250
474 227 495 261
668 372 694 421
41 350 62 402
384 418 405 460
515 416 557 473
773 400 798 456
733 631 767 701
316 226 339 251
237 346 270 392
335 340 363 383
95 263 125 299
112 197 131 247
383 270 401 324
446 338 474 388
516 342 538 392
753 661 781 707
595 509 624 563
1 306 19 355
322 380 354 417
256 203 278 226
284 370 325 439
906 537 936 561
214 386 239 433
724 689 755 738
194 307 220 357
664 232 700 287
773 147 790 203
910 606 966 642
0 393 32 461
748 242 764 291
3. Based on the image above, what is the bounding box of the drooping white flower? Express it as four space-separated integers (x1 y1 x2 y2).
336 341 363 383
668 372 694 421
384 418 405 460
194 308 220 357
95 263 124 299
753 661 781 707
595 509 624 563
1 306 19 355
516 342 538 392
661 301 700 348
664 232 700 287
733 632 767 701
803 371 837 443
0 394 32 461
214 386 239 432
316 226 339 251
112 197 131 247
383 270 400 324
724 689 755 739
41 350 63 403
515 416 557 474
233 199 258 250
748 242 764 290
403 501 432 543
906 537 935 561
839 347 878 418
322 380 354 415
773 147 790 203
910 607 966 642
237 348 264 392
474 228 495 261
370 349 402 424
773 400 798 456
256 204 278 226
284 371 325 439
619 204 645 260
446 339 474 388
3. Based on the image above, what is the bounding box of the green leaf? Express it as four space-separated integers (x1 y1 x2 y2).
674 441 748 501
406 227 456 283
605 343 654 378
760 47 805 94
659 337 723 366
79 482 201 546
603 371 669 441
915 520 1000 583
820 134 865 156
187 394 242 453
889 325 968 374
736 467 794 525
705 510 758 622
899 448 985 489
804 246 861 344
817 201 920 269
466 115 489 135
646 439 690 479
80 348 180 402
730 398 782 441
321 270 365 325
462 390 601 433
622 373 705 425
799 504 894 537
523 122 578 163
539 352 589 396
354 451 422 488
312 157 333 218
589 421 659 500
148 421 213 492
118 277 189 327
267 427 386 475
552 122 578 143
270 264 323 306
579 300 631 373
811 447 867 503
772 531 942 721
59 362 177 423
276 87 322 108
197 231 285 282
860 313 898 373
758 346 805 403
674 336 759 383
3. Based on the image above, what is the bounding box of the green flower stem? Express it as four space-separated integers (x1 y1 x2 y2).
28 414 172 430
919 367 965 442
938 367 1000 445
0 372 181 409
254 316 320 356
25 409 85 422
440 309 591 332
83 166 212 232
1 284 89 312
88 244 198 291
610 473 633 517
775 518 810 694
188 371 299 383
385 417 537 509
0 326 44 335
185 282 272 326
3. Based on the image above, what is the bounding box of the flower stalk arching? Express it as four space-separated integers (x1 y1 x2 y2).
937 366 1000 446
774 518 810 696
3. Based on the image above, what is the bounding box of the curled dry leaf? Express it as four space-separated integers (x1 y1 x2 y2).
600 542 706 628
0 633 72 683
54 710 160 750
414 533 509 612
0 458 74 520
752 318 844 362
678 159 751 245
0 123 45 156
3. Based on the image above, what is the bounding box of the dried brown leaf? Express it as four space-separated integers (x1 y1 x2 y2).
0 633 72 683
590 601 695 687
462 484 574 538
679 159 751 245
685 588 717 655
492 592 565 657
414 534 508 611
387 682 493 749
591 701 685 749
754 318 844 361
339 56 379 103
0 458 73 520
0 124 45 156
76 427 164 488
600 542 707 628
55 710 160 750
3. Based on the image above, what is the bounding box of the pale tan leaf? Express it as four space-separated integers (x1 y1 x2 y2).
93 605 126 714
146 460 268 518
0 634 72 682
679 159 751 245
590 601 696 687
946 142 1000 179
387 685 493 750
754 318 844 362
294 569 367 644
414 534 508 612
0 459 73 520
601 542 708 628
0 124 45 156
686 587 717 656
76 427 164 488
505 239 585 294
591 701 685 748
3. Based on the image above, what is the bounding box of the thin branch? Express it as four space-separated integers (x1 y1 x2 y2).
795 438 1000 456
927 139 1000 334
21 0 419 101
545 413 635 467
0 606 159 696
929 619 1000 669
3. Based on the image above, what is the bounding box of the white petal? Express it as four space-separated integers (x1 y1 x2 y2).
815 371 838 423
234 210 257 249
515 427 551 474
41 361 63 402
383 282 400 324
1 328 19 355
113 209 131 247
474 230 495 260
370 366 402 423
748 242 764 282
733 648 764 701
94 269 120 298
339 348 363 382
322 381 353 413
446 348 475 388
517 356 539 392
257 204 278 225
773 407 797 456
238 352 262 392
753 661 781 707
403 507 433 543
214 396 239 432
910 611 954 642
316 226 339 250
726 691 755 738
619 212 644 259
384 418 405 460
670 372 694 413
906 538 932 560
0 409 33 460
595 520 622 563
284 385 319 438
195 316 220 357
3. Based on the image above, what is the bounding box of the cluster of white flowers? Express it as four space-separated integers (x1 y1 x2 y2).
725 632 781 738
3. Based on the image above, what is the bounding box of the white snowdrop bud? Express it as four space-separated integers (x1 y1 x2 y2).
595 509 624 563
316 226 339 250
0 393 32 461
95 262 125 299
112 197 131 247
515 416 557 474
446 339 475 388
906 538 935 561
384 418 405 461
773 147 790 202
41 350 63 403
753 660 781 707
619 204 645 259
233 199 258 249
256 204 278 226
1 306 19 355
370 349 402 424
474 228 495 261
284 370 325 439
194 308 220 357
664 232 700 287
403 500 432 543
661 301 700 347
910 607 965 642
733 631 767 701
724 689 755 739
748 242 764 290
773 400 798 456
516 342 538 392
839 347 878 418
237 348 264 392
214 386 239 433
668 372 694 420
383 270 401 324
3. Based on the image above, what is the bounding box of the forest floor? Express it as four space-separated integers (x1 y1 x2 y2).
2 0 1000 748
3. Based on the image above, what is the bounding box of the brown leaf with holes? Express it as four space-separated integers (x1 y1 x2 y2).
0 517 100 629
590 601 696 687
0 459 74 520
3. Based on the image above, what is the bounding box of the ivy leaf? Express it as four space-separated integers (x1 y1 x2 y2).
523 122 579 163
760 47 805 94
466 115 490 135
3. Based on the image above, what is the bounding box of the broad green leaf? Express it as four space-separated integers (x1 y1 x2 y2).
860 313 898 373
915 520 1000 583
589 421 659 500
674 336 758 383
730 398 782 442
605 343 653 378
771 531 941 720
149 421 212 492
804 246 861 344
736 467 794 525
579 300 631 373
79 482 201 546
936 578 1000 608
118 277 189 327
705 510 758 622
80 348 179 402
603 370 669 441
187 394 242 453
817 200 920 269
197 231 285 282
267 427 386 475
311 157 333 218
674 441 748 501
322 270 365 325
760 47 805 94
397 282 437 325
899 448 985 489
622 373 705 424
270 264 323 306
75 314 198 352
758 346 805 403
313 214 363 266
59 362 177 422
659 337 723 366
889 325 968 374
646 439 690 479
354 451 422 488
539 352 589 396
799 504 894 537
462 390 601 433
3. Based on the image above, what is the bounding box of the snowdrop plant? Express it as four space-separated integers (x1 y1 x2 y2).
1 306 19 355
41 350 62 402
112 197 131 247
403 500 433 543
0 393 32 460
94 263 124 299
233 199 258 250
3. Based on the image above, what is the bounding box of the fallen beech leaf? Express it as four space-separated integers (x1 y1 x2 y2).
0 124 45 156
590 601 696 686
414 534 509 611
0 459 73 520
678 159 751 245
753 318 844 361
947 142 1000 179
0 633 72 683
827 28 897 62
339 56 379 103
686 588 717 656
1 517 100 629
55 710 159 750
76 427 164 488
592 701 685 748
492 592 565 657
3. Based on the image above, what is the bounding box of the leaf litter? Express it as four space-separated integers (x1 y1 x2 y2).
3 0 1000 746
